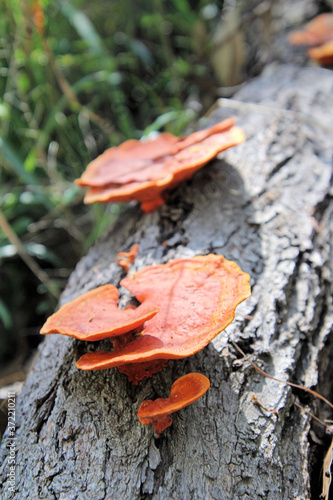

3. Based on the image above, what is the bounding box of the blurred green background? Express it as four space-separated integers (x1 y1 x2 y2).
1 0 237 377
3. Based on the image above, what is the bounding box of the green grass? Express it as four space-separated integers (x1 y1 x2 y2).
0 0 223 368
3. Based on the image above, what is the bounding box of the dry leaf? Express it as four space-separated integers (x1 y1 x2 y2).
322 437 333 500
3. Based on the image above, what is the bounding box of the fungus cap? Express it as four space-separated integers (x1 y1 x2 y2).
76 254 250 370
137 373 210 435
75 133 180 188
75 119 245 212
40 284 159 341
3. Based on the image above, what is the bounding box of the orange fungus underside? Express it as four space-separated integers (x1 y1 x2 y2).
307 40 333 65
75 118 246 212
117 359 169 385
40 284 159 341
75 254 251 370
137 373 210 435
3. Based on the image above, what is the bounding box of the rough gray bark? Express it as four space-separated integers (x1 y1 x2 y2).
1 64 333 499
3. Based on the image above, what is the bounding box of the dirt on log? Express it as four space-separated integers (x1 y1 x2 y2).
1 64 333 499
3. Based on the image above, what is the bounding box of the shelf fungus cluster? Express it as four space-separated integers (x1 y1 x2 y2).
75 118 245 213
289 13 333 65
41 254 250 433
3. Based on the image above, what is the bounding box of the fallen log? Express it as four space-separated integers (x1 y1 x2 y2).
0 64 332 499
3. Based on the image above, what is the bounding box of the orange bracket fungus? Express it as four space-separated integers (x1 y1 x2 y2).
137 373 210 435
75 118 246 212
289 13 333 47
75 254 251 379
117 243 140 273
289 13 333 65
40 284 159 341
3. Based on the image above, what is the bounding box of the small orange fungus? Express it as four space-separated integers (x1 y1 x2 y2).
117 244 140 273
137 373 210 435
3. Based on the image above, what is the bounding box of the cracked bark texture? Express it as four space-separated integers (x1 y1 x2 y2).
1 64 333 500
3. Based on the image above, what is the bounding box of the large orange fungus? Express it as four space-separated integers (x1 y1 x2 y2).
137 373 210 435
75 118 245 212
75 254 250 371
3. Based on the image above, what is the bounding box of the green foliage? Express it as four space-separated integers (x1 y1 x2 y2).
0 0 223 367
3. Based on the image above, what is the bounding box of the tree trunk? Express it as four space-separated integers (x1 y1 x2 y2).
1 63 333 499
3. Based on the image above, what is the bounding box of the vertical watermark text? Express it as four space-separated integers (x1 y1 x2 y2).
6 392 17 493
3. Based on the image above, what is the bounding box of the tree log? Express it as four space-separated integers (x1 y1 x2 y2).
1 64 332 499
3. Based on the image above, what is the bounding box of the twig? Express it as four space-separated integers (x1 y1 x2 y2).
231 341 333 410
42 40 111 133
31 0 111 134
0 208 59 299
293 401 328 429
251 394 279 418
